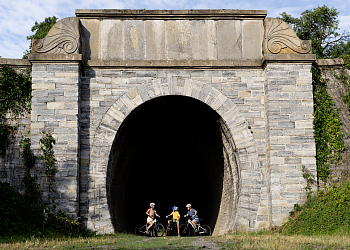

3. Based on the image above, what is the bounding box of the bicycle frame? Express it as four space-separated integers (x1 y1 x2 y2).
181 217 210 236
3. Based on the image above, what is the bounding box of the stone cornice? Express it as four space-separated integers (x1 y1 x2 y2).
83 56 316 69
263 54 315 63
75 9 267 20
28 53 82 63
316 58 344 67
0 58 31 67
83 59 264 69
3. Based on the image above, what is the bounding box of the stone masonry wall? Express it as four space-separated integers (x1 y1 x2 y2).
30 57 81 217
264 63 316 226
318 59 350 183
0 59 31 193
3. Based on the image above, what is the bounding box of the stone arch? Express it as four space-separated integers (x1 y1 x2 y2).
88 77 260 235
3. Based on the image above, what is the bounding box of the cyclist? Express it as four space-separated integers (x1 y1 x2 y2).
166 206 180 236
184 204 199 232
146 202 160 236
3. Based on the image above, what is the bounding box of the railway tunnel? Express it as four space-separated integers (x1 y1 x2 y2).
106 95 239 234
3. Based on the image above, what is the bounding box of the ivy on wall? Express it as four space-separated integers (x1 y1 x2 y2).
0 65 32 157
313 62 345 184
0 65 31 118
40 131 56 192
334 56 350 113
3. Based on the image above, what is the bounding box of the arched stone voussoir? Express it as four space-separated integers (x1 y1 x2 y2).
88 77 262 233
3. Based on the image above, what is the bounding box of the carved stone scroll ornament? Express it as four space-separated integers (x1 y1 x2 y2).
264 18 311 54
32 17 80 54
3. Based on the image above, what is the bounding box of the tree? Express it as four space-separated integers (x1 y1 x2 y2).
23 16 59 59
278 5 350 58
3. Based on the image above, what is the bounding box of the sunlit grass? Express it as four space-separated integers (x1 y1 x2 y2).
212 232 350 250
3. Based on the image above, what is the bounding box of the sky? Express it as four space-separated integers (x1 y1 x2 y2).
0 0 349 59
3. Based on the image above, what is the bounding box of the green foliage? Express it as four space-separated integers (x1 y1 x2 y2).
312 63 345 183
0 124 15 157
20 134 36 172
302 165 316 199
279 5 350 58
0 65 31 157
281 179 350 235
23 16 58 59
0 181 94 238
40 131 56 192
0 181 44 237
45 211 95 237
326 41 350 58
332 57 350 114
0 65 31 119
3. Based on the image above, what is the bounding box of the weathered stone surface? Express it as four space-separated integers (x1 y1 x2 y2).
145 20 166 60
101 20 123 60
81 19 101 60
217 20 242 60
242 20 263 59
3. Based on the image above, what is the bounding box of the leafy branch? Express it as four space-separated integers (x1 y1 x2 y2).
40 131 56 192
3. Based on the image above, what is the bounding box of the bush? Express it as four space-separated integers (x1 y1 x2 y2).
0 181 95 237
0 181 44 236
281 179 350 235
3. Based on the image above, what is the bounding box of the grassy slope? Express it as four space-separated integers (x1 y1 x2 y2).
281 179 350 235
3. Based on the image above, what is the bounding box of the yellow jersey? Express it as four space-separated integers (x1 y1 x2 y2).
171 211 180 222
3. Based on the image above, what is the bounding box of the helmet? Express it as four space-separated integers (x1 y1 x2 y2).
150 203 155 206
186 204 191 208
172 206 175 210
174 206 178 210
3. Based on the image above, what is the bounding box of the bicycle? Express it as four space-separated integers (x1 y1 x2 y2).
134 218 165 237
179 216 211 236
165 215 179 236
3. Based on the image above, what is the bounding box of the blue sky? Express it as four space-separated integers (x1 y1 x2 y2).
0 0 349 59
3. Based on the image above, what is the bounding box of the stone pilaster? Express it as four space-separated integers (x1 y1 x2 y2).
29 54 82 218
264 54 316 226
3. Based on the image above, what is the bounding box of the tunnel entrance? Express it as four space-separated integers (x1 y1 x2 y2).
107 95 238 234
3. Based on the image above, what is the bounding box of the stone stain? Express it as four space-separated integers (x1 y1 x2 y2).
131 28 139 50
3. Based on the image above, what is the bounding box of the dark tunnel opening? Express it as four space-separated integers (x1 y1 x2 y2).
107 95 229 233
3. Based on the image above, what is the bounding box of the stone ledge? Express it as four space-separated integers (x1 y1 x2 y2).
28 54 82 63
0 58 31 67
75 9 267 19
316 58 344 66
263 54 316 66
84 59 264 69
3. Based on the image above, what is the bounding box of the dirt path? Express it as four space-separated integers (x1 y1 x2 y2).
190 237 223 249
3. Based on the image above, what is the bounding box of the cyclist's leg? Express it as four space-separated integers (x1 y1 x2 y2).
147 221 153 231
191 220 197 229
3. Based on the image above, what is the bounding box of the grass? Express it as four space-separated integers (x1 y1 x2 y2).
0 233 196 249
212 232 350 250
2 233 350 249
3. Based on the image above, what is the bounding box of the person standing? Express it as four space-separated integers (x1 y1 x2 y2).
146 202 160 236
166 206 180 236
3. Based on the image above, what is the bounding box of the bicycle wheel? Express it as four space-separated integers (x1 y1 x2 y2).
134 224 145 236
166 224 172 236
179 224 191 236
153 223 165 237
200 225 211 236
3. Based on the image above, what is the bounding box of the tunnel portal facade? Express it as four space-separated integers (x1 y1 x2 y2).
27 10 317 235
